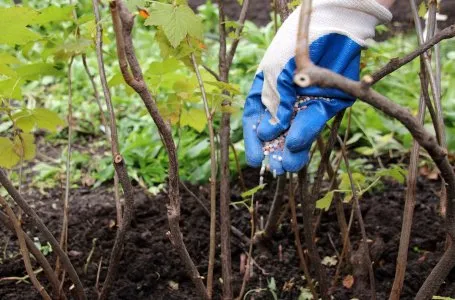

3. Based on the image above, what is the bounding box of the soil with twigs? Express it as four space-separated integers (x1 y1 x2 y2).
0 166 455 299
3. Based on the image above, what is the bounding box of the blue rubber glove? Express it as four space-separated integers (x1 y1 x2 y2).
243 0 391 175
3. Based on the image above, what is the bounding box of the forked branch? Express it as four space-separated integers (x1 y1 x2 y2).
295 29 455 300
0 170 86 300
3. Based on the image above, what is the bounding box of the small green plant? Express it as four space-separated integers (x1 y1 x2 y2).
33 237 52 256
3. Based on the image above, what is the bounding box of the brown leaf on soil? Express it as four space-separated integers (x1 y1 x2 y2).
108 219 116 229
282 277 295 292
343 275 354 289
418 252 429 263
419 165 440 180
82 174 95 187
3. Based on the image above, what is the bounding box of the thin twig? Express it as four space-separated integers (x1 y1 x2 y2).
0 211 65 299
0 196 51 300
253 176 286 244
180 181 250 245
230 143 247 191
0 171 86 299
332 202 355 287
337 135 376 300
410 0 446 148
226 0 250 70
91 1 136 299
190 52 218 298
217 0 250 296
295 0 313 74
389 98 426 300
81 54 123 227
389 5 434 295
367 24 455 85
95 256 103 297
295 44 455 300
298 167 328 299
236 198 255 300
289 174 317 299
57 55 74 283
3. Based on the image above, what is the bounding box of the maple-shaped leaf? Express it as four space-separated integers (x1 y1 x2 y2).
145 3 203 48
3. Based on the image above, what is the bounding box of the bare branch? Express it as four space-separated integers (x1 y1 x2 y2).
108 1 208 298
0 211 65 299
0 196 51 300
298 60 455 300
91 1 136 299
295 0 313 76
56 55 74 282
226 0 250 70
0 170 86 300
298 166 329 299
253 175 286 244
367 24 455 85
289 174 317 299
190 53 218 298
202 64 221 82
337 135 376 299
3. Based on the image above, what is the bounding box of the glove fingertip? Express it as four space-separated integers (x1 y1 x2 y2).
282 148 310 173
269 152 285 176
257 114 288 142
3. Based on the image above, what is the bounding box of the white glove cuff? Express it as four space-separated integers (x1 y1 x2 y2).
311 0 392 46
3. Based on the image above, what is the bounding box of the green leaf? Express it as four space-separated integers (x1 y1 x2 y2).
13 110 35 132
376 165 408 184
316 191 334 211
145 3 203 48
0 78 23 99
241 184 266 198
32 108 65 132
13 108 65 132
0 7 41 45
204 81 240 95
180 109 207 132
339 172 366 191
157 94 182 124
355 146 375 156
0 137 20 169
31 6 74 25
0 64 17 78
16 63 62 80
52 38 92 60
0 53 20 65
146 58 182 75
13 133 36 160
298 288 313 300
418 2 427 18
125 0 147 12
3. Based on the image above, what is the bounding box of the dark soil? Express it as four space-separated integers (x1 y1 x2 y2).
1 3 455 300
1 167 455 299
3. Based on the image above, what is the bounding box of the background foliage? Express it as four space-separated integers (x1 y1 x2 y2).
0 0 454 194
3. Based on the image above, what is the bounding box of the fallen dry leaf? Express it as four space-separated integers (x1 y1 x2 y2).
343 274 354 289
108 219 116 229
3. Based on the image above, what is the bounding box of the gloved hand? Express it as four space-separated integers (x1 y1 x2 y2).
243 0 392 175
